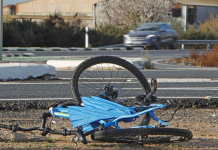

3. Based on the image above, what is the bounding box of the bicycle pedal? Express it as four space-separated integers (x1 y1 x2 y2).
135 95 158 104
135 95 149 102
151 78 157 93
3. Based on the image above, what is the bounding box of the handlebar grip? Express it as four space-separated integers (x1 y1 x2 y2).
49 130 62 134
0 124 10 129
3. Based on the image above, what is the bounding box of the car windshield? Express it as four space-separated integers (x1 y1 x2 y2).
134 24 159 31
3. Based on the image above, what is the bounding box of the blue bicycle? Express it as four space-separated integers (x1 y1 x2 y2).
0 56 192 144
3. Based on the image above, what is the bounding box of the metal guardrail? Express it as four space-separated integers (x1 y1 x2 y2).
177 40 218 45
98 44 124 48
98 40 218 49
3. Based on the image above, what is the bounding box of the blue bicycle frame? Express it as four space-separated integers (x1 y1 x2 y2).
49 103 169 133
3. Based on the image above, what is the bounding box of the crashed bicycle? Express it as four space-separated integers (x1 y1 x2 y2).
0 56 192 144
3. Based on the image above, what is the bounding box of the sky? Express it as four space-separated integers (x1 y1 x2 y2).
3 0 30 6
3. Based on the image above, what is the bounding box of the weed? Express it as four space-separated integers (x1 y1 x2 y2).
43 143 49 148
170 144 179 148
25 142 32 148
48 138 56 143
192 105 197 109
63 145 72 149
88 43 92 49
140 50 155 69
114 143 121 149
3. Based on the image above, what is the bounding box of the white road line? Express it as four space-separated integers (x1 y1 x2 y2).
0 82 69 85
158 87 218 90
0 78 218 85
0 97 217 101
74 87 218 90
0 98 71 101
60 78 218 82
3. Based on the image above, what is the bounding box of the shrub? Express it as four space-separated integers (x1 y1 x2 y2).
198 14 218 34
4 12 218 47
3 15 126 47
182 47 218 67
196 47 218 67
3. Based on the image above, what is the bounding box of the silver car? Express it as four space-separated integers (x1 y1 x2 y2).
123 23 178 50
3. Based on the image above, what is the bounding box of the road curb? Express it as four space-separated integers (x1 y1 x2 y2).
47 58 147 70
3 47 144 52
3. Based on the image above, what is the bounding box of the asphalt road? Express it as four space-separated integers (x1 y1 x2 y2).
0 69 218 100
1 49 218 100
3 49 210 60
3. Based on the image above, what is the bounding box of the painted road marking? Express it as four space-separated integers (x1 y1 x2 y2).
1 78 218 84
0 97 217 101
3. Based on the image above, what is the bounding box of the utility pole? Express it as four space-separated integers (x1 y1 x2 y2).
0 0 3 61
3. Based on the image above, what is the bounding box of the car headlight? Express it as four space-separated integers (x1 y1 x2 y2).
123 35 130 40
145 35 155 40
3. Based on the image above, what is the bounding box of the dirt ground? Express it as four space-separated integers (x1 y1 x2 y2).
0 108 217 150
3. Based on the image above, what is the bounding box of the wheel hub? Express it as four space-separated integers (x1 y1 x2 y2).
106 84 125 103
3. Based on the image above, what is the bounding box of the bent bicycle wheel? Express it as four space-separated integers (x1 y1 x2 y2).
71 56 151 126
91 128 193 143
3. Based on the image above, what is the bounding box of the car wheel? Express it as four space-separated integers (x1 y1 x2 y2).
170 39 177 49
126 47 133 50
154 41 160 50
144 46 153 50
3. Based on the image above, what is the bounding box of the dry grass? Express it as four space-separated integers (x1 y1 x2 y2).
171 45 218 67
196 46 218 67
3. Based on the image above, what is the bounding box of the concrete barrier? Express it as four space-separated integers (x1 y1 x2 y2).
0 63 57 81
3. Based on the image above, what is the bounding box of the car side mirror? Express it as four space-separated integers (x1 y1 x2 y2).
129 30 134 33
159 29 165 32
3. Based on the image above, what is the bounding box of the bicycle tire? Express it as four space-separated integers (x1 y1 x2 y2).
71 56 151 125
91 128 193 143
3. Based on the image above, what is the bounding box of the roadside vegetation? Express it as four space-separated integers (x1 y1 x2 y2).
3 1 218 48
170 46 218 67
3 14 126 47
169 14 218 67
3 0 176 47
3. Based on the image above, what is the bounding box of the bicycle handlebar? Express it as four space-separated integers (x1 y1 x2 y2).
0 124 81 136
0 124 42 132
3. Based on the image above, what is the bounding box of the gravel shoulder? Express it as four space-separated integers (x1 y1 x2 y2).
0 108 217 150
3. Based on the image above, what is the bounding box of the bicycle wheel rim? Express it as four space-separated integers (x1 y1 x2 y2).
71 56 151 106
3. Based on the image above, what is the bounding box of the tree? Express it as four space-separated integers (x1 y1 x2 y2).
102 0 175 28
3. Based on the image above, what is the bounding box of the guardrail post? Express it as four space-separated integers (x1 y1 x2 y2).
85 27 89 49
182 44 185 50
207 44 210 50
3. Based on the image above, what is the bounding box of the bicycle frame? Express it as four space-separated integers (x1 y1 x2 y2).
0 77 169 144
49 103 169 133
0 98 170 144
